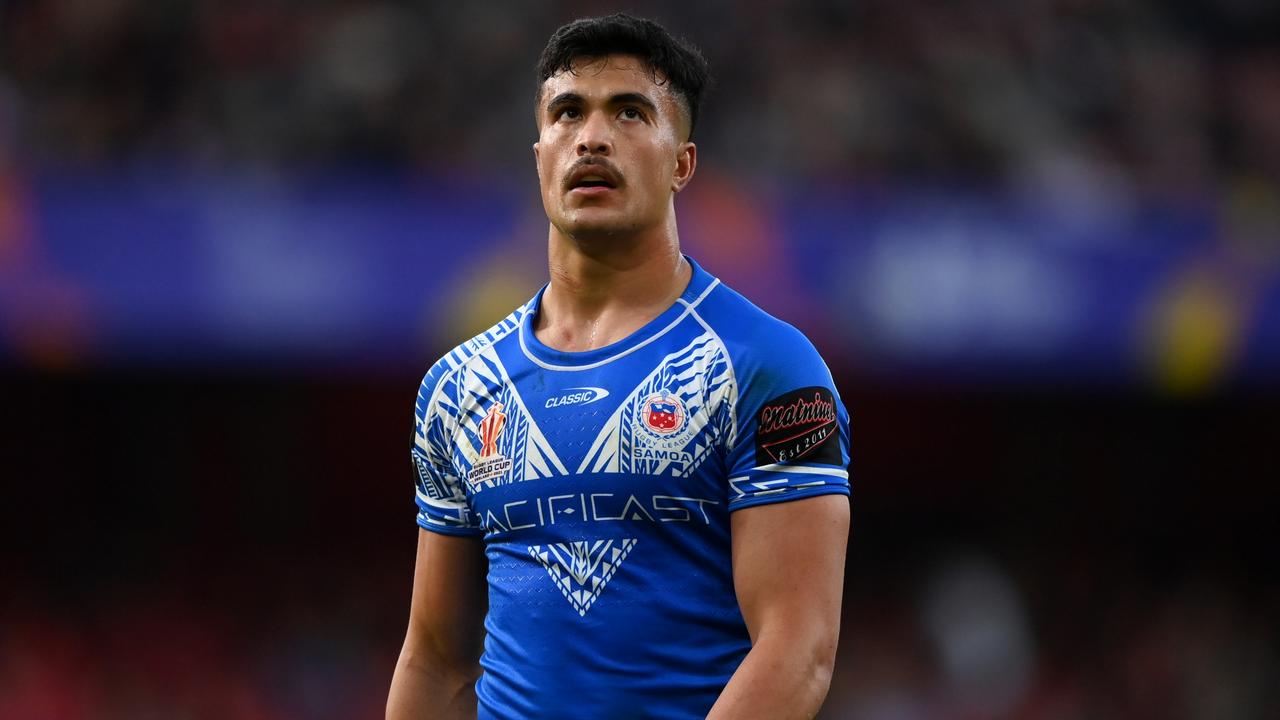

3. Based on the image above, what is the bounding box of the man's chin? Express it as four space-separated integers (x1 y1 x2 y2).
558 210 642 240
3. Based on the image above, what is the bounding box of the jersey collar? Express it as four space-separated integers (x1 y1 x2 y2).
518 255 718 371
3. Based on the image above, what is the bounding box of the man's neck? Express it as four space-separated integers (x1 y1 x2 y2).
536 220 691 353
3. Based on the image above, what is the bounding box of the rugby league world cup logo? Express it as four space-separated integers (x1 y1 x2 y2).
469 402 513 485
479 402 506 457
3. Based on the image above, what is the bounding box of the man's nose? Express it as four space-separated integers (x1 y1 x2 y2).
575 111 613 156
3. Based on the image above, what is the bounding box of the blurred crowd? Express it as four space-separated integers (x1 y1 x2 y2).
825 555 1278 720
2 553 1274 720
2 0 1279 192
3 0 1279 386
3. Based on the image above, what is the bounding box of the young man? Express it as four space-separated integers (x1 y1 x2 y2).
387 14 850 720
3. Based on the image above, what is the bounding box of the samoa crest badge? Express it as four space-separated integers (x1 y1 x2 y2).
639 393 686 436
633 392 695 470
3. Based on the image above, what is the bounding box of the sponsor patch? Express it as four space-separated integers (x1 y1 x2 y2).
755 386 841 465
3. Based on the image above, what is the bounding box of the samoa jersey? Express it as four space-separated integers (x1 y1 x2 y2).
411 256 850 720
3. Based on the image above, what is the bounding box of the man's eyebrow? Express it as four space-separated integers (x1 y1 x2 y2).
543 91 660 114
609 92 658 114
545 92 583 112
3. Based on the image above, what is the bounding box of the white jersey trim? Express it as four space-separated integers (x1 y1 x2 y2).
518 279 721 372
682 303 740 450
752 463 850 478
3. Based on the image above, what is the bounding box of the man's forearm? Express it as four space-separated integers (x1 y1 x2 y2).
386 646 480 720
706 632 835 720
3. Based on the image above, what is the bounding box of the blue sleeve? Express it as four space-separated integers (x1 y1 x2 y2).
412 362 482 537
723 323 851 512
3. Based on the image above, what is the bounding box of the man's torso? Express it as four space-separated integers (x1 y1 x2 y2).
413 258 850 719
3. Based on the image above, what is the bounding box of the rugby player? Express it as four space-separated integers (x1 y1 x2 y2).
388 13 850 719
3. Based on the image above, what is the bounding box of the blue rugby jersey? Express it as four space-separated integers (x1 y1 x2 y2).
411 256 850 720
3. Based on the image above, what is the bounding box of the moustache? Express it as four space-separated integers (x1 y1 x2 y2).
564 157 624 190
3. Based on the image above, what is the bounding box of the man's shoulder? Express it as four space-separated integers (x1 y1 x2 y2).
417 298 536 398
695 278 827 374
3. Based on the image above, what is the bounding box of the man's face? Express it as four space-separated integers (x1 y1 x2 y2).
534 54 695 241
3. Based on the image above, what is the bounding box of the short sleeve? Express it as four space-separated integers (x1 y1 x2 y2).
723 326 851 512
411 364 482 537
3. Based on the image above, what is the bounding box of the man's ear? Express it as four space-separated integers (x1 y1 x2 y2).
671 142 697 193
533 142 541 177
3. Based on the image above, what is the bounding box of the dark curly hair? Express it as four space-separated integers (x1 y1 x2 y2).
536 13 711 140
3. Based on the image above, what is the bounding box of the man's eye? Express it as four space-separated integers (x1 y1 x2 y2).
558 108 581 120
621 108 643 120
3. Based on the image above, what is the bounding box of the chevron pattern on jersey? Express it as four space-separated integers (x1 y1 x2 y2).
454 348 568 488
412 308 540 531
414 302 533 465
576 332 736 477
413 301 570 493
412 450 451 501
528 538 637 617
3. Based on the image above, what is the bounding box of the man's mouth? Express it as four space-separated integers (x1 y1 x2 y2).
572 175 616 189
566 163 621 193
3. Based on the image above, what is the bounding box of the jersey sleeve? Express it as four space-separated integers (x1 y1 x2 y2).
411 362 482 537
723 323 851 512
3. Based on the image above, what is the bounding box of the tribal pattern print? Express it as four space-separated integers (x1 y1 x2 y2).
528 538 638 616
576 332 736 477
452 347 568 488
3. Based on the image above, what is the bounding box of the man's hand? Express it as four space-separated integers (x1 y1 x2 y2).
387 529 487 720
707 494 850 720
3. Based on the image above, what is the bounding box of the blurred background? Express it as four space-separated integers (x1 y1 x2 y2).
2 0 1278 718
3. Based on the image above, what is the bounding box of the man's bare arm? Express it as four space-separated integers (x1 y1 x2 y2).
387 528 487 720
706 494 850 720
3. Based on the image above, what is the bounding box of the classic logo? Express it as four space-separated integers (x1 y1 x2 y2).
545 386 611 409
639 393 686 436
755 387 842 465
468 403 513 484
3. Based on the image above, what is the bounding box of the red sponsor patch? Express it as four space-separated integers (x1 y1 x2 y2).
755 387 841 465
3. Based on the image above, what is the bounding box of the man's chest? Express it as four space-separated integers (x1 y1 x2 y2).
438 336 741 618
445 341 735 499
